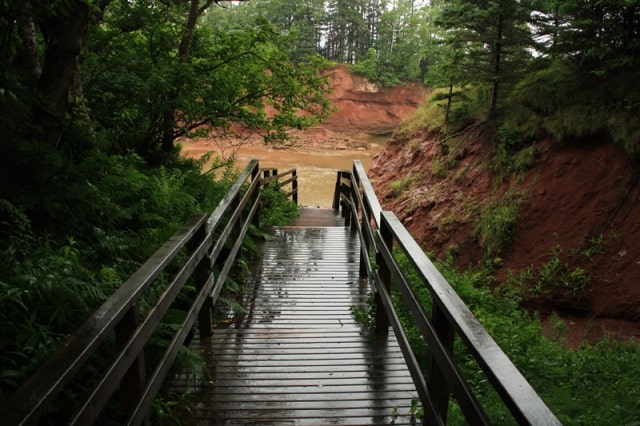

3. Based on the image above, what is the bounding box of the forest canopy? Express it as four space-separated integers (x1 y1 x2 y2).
204 0 640 153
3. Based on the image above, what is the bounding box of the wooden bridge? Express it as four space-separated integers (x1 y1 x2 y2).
3 161 560 425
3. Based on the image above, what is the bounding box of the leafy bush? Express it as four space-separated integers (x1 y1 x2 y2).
0 153 230 404
351 48 402 88
398 87 488 150
390 253 640 424
258 185 299 228
0 234 112 400
389 174 420 197
473 191 524 258
505 245 591 302
490 126 538 184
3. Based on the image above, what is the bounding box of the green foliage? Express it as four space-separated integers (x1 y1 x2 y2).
351 48 401 87
258 185 300 228
208 0 440 85
351 48 380 82
473 191 524 258
506 245 591 301
397 93 447 138
392 252 640 424
0 235 111 400
491 126 538 183
509 60 640 155
539 0 640 77
579 234 604 261
0 153 230 403
389 174 419 197
432 0 534 122
350 292 375 329
397 87 485 143
86 5 332 160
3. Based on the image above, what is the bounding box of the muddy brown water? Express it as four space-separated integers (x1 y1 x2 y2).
235 149 381 208
184 135 387 208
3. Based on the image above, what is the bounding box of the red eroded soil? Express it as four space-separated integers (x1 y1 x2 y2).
370 132 640 348
180 66 428 158
322 66 428 132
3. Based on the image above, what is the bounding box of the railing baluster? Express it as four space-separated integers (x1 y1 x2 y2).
192 222 213 339
375 218 392 336
332 172 341 210
292 169 298 204
428 303 455 424
115 305 147 425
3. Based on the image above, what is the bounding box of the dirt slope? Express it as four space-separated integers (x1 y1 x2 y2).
370 130 640 347
322 66 429 132
181 65 427 156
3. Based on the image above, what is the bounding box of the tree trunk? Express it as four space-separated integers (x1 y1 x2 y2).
33 0 113 148
161 0 214 154
16 0 41 84
36 2 91 147
490 12 504 122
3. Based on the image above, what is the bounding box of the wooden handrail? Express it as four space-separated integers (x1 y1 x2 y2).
334 161 560 425
261 167 298 204
3 160 297 425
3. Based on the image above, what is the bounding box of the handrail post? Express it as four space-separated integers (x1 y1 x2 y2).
251 165 262 228
428 305 455 423
375 217 392 336
292 169 298 204
332 172 340 210
358 196 369 278
115 305 148 425
341 199 352 226
194 222 214 339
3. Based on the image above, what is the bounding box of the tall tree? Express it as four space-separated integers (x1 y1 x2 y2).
0 0 112 147
85 0 331 160
435 0 533 125
545 0 639 75
325 0 371 63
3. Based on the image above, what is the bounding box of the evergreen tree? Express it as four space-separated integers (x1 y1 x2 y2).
325 0 369 62
434 0 534 126
544 0 639 75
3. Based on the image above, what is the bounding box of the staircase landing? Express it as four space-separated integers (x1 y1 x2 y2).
292 207 345 227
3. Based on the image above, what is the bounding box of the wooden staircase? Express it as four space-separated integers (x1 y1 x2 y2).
177 208 418 425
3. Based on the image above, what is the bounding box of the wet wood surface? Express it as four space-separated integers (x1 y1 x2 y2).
178 209 418 425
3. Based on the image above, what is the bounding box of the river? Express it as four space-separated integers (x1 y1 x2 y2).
181 133 387 208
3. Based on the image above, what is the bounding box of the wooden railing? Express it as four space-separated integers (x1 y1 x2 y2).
262 167 298 205
333 160 561 425
2 160 297 426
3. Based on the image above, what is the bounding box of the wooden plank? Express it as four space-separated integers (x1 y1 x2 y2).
179 226 418 425
292 208 345 227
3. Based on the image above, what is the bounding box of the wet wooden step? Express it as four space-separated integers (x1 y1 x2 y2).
292 207 345 227
179 226 418 425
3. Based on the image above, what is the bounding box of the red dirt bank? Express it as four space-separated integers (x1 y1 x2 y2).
180 65 428 156
322 66 428 132
370 131 640 348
